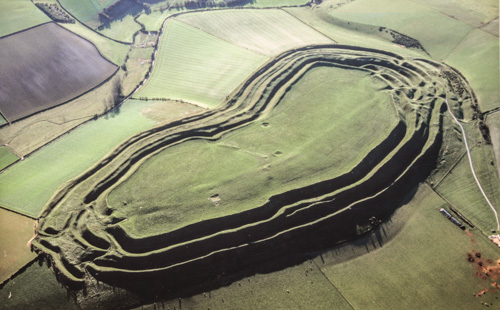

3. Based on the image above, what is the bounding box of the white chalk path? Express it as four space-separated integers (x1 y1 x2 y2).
443 95 500 231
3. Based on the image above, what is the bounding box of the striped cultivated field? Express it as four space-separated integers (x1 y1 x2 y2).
135 19 268 107
0 23 117 122
31 44 477 309
176 9 333 56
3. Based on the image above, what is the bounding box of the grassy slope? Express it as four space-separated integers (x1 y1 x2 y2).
61 21 130 65
445 29 500 111
98 14 142 43
487 112 500 178
110 66 398 236
328 0 473 60
138 260 352 310
0 100 159 217
416 0 498 28
0 209 36 283
177 9 333 56
0 147 18 170
135 19 268 107
319 184 500 309
0 261 79 310
58 0 101 23
0 0 50 37
285 7 426 58
436 144 500 234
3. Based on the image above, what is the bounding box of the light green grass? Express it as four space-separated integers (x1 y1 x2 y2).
0 209 36 283
136 19 268 107
110 66 398 236
0 260 79 310
0 146 18 170
98 14 142 43
61 21 130 65
319 184 500 309
0 100 159 217
329 0 473 60
249 0 309 7
136 10 178 31
417 0 498 28
446 29 500 111
0 0 50 37
177 9 333 56
436 144 500 233
285 7 426 58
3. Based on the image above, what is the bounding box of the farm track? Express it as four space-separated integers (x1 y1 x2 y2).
32 44 475 296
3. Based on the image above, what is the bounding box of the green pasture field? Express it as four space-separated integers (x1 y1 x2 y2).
0 23 117 122
110 66 398 236
249 0 309 7
446 29 500 112
135 19 268 107
487 112 500 178
121 47 154 95
0 209 36 283
0 0 50 37
98 14 142 43
61 21 130 66
318 184 500 309
0 261 78 310
481 17 499 37
328 0 473 60
0 146 18 170
177 9 333 56
0 115 6 126
0 100 161 217
436 143 500 234
285 7 426 58
137 259 351 310
58 0 106 24
416 0 498 28
136 10 175 31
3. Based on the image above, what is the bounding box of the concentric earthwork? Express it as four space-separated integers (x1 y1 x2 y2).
32 45 474 301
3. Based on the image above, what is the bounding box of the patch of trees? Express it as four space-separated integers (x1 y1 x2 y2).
172 0 255 10
35 3 74 23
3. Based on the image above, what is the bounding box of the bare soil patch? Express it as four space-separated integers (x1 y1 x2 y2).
0 23 117 122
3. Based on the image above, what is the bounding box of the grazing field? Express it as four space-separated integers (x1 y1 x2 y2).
61 21 130 65
416 0 498 28
0 100 160 217
0 209 36 283
327 0 473 60
135 19 268 107
436 144 500 233
137 259 351 310
0 261 79 310
177 9 333 56
0 0 50 37
0 147 18 170
0 23 117 122
112 66 397 236
285 6 426 58
487 112 500 177
58 0 113 24
318 184 500 309
98 14 142 43
445 29 500 111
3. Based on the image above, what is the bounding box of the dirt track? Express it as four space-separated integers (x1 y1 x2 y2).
31 44 476 306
